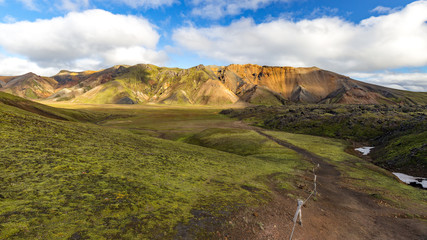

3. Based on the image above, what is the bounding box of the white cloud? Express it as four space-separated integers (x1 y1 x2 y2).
173 1 427 74
349 72 427 92
0 9 167 75
56 0 90 12
18 0 38 10
103 46 168 66
371 6 401 14
17 0 176 12
191 0 291 19
0 56 57 76
309 7 339 18
2 15 17 23
117 0 177 8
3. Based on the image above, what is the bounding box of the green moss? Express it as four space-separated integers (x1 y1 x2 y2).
0 92 107 122
24 88 38 99
248 90 283 106
374 131 427 171
3 97 425 239
0 100 311 239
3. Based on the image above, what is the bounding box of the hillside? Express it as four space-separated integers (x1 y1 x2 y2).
0 92 311 239
0 73 57 99
0 92 106 122
1 96 426 239
1 64 426 105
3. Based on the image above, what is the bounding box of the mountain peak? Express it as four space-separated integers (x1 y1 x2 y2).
112 64 131 69
23 72 38 77
56 70 72 75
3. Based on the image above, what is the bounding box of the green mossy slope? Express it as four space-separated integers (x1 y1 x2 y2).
0 100 307 239
72 64 217 105
0 92 106 122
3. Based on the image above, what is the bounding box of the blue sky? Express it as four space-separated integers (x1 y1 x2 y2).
0 0 426 91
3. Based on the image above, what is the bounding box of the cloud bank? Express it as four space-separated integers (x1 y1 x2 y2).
0 9 167 75
175 1 427 72
349 72 427 92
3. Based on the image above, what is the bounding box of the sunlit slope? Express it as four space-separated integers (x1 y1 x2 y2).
0 92 105 122
0 73 57 99
219 64 427 105
0 98 306 239
56 64 238 105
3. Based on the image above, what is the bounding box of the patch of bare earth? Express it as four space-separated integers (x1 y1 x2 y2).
220 131 427 240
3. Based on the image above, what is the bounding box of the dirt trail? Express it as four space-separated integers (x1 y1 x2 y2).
223 130 427 240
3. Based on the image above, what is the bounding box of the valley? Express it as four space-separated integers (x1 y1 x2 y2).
1 92 425 239
1 62 426 239
2 1 427 239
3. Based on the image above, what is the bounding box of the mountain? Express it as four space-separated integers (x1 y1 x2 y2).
0 72 57 99
217 64 426 105
1 64 426 105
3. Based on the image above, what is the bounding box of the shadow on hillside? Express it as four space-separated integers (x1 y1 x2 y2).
131 66 151 84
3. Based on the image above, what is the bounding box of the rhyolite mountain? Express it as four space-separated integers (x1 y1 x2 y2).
0 73 57 99
1 64 426 105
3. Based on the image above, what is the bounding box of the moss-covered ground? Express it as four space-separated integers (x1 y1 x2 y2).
2 96 426 239
1 97 312 239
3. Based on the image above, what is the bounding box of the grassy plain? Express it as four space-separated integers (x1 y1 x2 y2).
1 97 426 239
48 101 427 203
1 98 312 239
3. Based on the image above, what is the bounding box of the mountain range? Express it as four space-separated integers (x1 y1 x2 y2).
1 64 426 105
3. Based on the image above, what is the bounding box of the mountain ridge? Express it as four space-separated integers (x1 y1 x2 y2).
1 64 426 105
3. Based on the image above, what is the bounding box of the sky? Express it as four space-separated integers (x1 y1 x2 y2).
0 0 426 91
